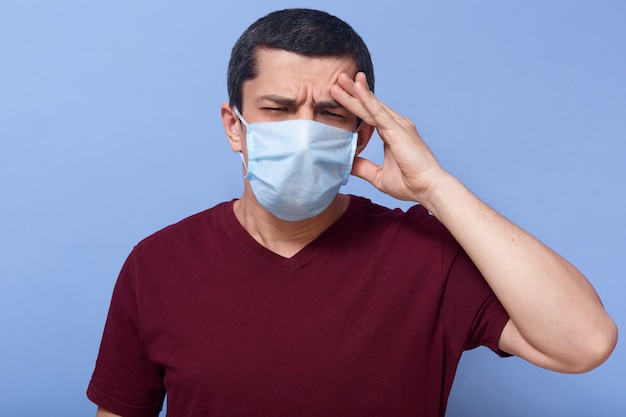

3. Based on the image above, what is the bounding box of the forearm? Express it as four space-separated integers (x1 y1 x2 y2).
96 408 123 417
421 173 617 371
333 70 616 370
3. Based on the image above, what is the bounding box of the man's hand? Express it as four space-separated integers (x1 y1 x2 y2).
331 72 447 210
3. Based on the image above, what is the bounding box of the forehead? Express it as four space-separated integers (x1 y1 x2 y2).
244 48 358 98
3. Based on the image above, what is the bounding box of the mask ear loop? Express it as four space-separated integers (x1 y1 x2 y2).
239 152 248 174
233 107 249 127
233 107 249 175
355 120 364 133
355 117 364 132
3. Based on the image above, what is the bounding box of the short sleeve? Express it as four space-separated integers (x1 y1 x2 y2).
87 251 165 417
442 248 511 357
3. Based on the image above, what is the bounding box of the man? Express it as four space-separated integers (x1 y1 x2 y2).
88 8 617 417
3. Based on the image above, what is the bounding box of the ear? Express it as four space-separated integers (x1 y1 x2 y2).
221 102 245 153
355 123 375 156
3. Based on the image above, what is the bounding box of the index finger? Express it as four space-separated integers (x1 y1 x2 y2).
349 73 407 135
331 73 376 125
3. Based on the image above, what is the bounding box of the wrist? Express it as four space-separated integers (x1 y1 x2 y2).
416 172 466 220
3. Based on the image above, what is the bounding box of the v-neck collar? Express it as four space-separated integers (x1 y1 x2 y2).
222 196 359 269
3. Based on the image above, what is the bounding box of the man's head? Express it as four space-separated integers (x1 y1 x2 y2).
227 8 374 113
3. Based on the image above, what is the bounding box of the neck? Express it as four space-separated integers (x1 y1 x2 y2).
233 190 350 258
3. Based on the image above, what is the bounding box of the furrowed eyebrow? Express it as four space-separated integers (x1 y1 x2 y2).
254 95 345 111
255 95 297 106
312 99 343 110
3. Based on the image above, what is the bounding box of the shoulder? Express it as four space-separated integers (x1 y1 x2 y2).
132 200 233 257
348 195 452 238
345 195 461 266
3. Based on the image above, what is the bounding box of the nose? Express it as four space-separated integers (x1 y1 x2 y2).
293 107 315 121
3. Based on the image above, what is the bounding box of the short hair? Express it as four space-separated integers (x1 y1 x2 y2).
227 8 375 112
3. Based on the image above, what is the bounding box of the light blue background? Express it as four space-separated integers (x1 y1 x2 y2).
1 1 624 415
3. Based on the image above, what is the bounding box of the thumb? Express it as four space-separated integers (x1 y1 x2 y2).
351 156 380 186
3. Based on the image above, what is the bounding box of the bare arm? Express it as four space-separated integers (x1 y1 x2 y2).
425 174 617 372
96 407 122 417
332 72 618 373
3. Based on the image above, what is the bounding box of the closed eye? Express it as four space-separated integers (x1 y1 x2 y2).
321 110 346 119
262 107 288 113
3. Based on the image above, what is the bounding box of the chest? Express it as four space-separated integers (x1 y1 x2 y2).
139 255 450 415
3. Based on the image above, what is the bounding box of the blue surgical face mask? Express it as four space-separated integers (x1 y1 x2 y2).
235 108 359 221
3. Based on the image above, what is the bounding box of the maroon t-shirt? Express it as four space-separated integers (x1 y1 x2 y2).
87 196 509 417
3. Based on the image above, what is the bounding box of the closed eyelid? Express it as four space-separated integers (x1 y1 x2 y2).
255 96 344 110
316 104 352 120
253 95 354 122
